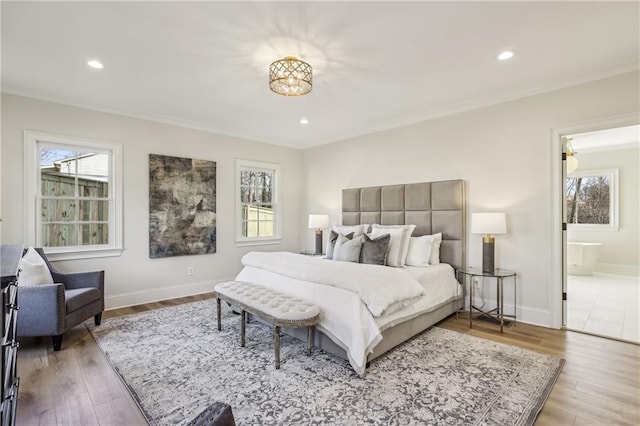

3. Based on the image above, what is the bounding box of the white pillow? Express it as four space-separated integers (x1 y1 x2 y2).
18 247 54 286
423 232 443 265
333 234 363 263
333 224 367 237
406 236 433 267
370 224 415 267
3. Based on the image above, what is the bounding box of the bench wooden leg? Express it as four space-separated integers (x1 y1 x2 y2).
307 326 313 356
274 325 281 369
240 310 246 347
216 297 221 331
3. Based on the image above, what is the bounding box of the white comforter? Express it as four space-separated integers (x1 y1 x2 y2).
235 263 381 375
236 252 439 375
241 251 424 317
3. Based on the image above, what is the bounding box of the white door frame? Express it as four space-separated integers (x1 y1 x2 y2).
549 112 639 329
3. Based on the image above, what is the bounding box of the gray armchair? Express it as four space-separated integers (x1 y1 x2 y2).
17 248 104 351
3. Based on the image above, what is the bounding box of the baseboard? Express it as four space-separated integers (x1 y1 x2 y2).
467 298 553 328
516 306 553 328
595 262 639 276
104 276 235 310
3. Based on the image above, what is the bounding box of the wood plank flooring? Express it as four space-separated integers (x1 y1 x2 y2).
16 293 640 425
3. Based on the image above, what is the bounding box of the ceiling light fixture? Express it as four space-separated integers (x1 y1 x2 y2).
497 50 515 61
300 118 309 125
269 56 312 96
87 60 104 69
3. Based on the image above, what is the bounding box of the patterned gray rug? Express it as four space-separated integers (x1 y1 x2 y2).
88 299 564 426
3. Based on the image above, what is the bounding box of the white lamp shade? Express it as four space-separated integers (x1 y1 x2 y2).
308 214 329 229
471 212 507 235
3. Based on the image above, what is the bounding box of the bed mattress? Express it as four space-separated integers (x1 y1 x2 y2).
376 264 462 331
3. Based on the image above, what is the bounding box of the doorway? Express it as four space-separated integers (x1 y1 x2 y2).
563 124 639 343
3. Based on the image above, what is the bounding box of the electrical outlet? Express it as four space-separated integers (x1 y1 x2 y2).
187 266 195 276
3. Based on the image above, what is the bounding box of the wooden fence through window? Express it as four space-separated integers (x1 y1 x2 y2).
40 173 109 247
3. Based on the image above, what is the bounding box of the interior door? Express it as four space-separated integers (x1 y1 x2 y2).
561 136 569 327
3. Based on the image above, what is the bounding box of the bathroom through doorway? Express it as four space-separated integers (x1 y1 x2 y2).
564 124 639 343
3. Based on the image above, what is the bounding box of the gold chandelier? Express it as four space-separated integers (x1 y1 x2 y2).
269 56 312 96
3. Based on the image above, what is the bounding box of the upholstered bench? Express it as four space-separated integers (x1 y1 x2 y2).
214 281 320 369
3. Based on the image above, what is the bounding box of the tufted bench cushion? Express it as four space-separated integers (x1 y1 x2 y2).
214 281 320 369
215 281 320 322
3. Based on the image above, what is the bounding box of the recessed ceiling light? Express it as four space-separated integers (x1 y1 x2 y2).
300 118 309 125
497 50 515 61
87 60 104 69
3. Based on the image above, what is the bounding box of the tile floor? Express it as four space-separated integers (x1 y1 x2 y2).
567 272 639 343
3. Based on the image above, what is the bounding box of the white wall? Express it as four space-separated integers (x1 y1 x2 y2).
3 72 638 324
567 146 640 275
302 71 640 328
1 94 303 309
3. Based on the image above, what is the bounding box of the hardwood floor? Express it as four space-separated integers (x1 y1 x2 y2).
15 294 209 426
16 293 640 425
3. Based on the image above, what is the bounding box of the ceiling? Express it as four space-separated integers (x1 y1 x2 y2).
2 1 639 149
570 124 640 152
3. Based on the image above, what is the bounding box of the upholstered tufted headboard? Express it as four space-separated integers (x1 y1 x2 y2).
342 179 466 272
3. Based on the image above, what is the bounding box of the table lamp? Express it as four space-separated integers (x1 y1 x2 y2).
308 214 329 255
471 212 507 273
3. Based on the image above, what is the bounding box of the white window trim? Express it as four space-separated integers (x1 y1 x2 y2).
23 130 124 260
235 159 281 246
567 167 619 231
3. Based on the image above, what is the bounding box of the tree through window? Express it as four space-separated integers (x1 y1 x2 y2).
566 169 618 228
235 159 281 244
240 169 274 237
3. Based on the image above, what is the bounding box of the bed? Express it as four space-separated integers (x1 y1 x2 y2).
235 179 466 375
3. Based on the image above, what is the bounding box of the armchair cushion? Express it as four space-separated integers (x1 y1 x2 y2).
60 270 104 291
65 288 102 314
18 247 54 286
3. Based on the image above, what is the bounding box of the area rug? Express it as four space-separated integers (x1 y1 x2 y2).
88 299 564 426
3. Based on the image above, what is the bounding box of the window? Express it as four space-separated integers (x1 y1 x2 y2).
566 168 618 230
235 159 281 245
24 131 123 259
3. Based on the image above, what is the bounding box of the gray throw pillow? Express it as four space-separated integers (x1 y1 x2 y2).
333 234 363 263
360 233 390 265
326 231 354 260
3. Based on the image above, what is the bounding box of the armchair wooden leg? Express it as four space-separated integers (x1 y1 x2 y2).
52 335 63 351
94 313 102 326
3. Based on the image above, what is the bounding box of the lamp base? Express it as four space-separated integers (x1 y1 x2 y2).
315 230 323 255
482 237 495 273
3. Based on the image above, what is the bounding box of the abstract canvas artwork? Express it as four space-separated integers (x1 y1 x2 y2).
149 154 216 258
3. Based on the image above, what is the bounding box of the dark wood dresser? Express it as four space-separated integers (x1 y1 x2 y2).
1 245 22 426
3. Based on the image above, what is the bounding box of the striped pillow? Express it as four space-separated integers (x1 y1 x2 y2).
370 224 415 267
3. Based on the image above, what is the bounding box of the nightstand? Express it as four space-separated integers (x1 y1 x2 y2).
457 267 517 332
